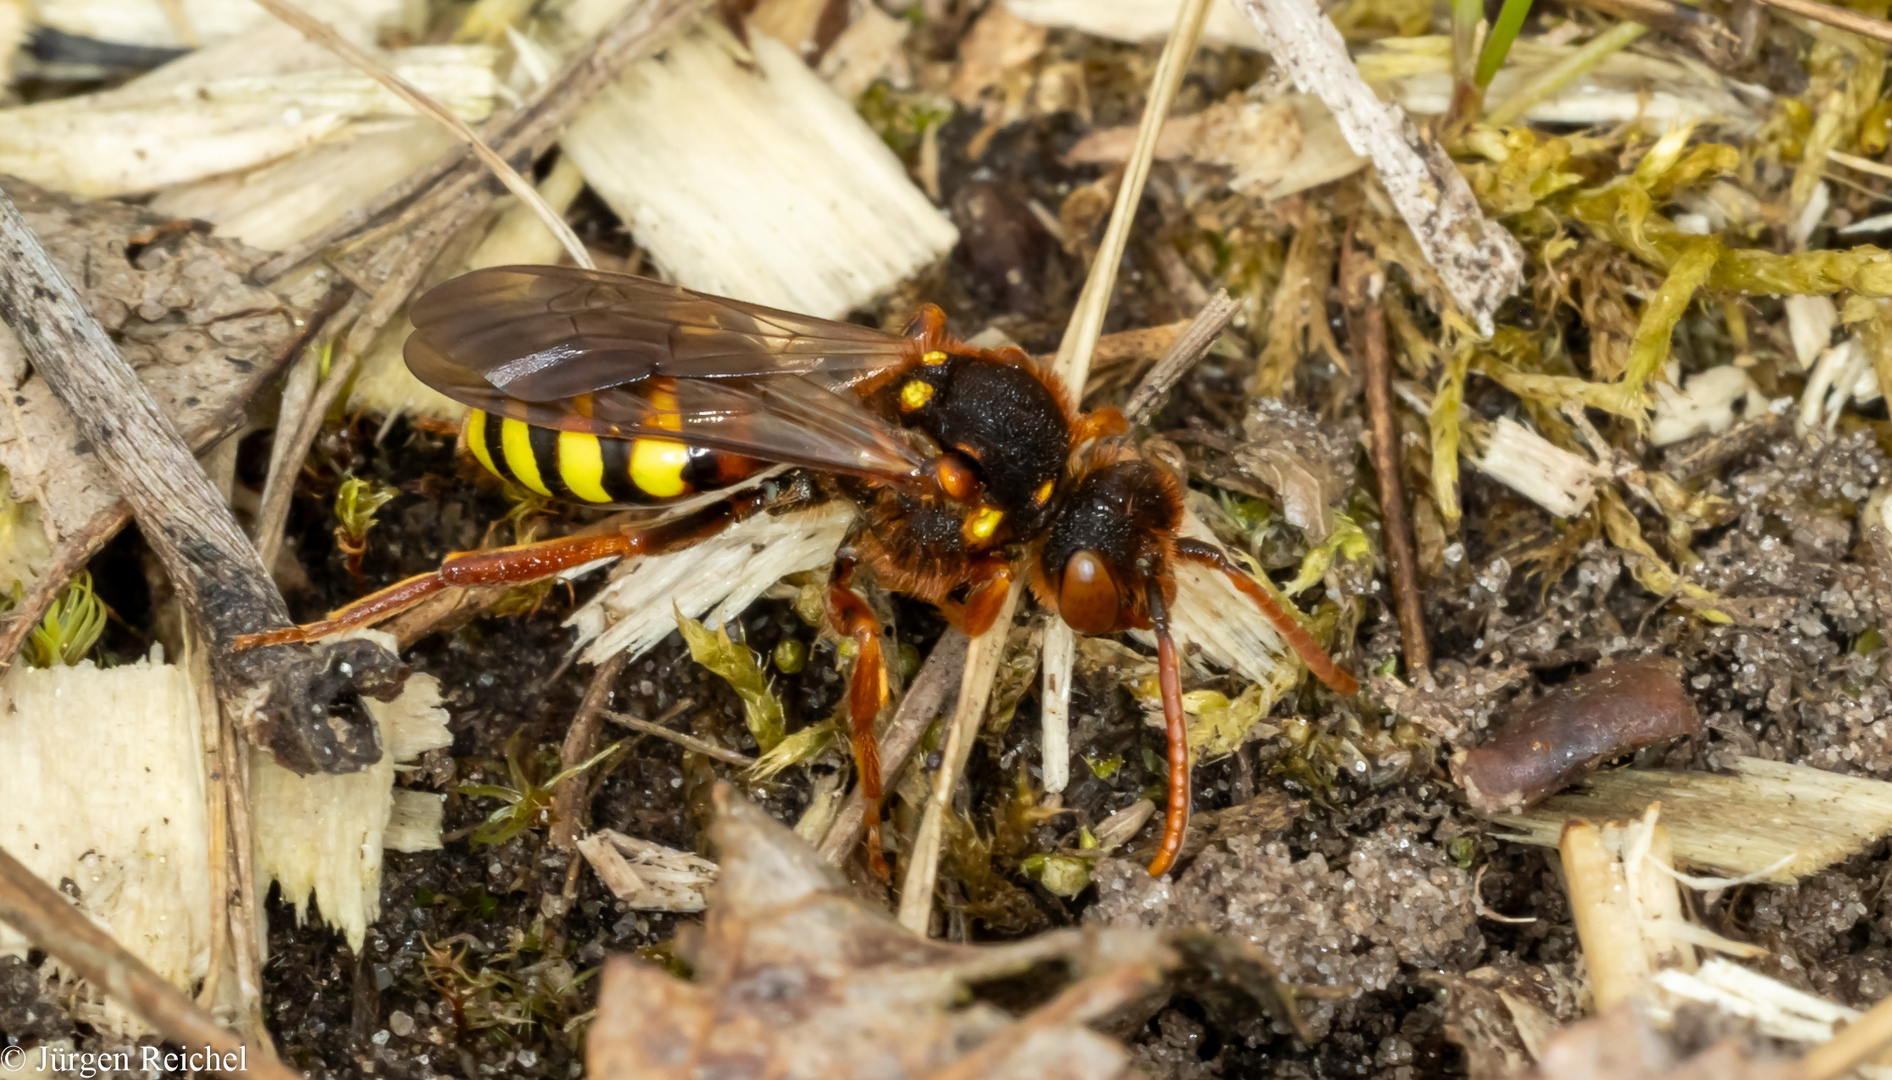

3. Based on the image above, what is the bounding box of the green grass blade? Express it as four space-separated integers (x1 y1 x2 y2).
1475 0 1534 87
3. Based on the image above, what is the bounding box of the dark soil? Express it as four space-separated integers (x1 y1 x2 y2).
13 13 1892 1080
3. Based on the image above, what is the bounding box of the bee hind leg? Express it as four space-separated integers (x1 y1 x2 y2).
235 491 771 650
829 556 891 880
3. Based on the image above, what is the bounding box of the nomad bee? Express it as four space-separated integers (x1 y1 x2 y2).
240 266 1357 877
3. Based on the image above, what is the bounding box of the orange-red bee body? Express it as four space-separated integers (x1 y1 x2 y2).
241 265 1357 879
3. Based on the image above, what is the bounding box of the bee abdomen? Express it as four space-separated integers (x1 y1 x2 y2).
463 410 762 505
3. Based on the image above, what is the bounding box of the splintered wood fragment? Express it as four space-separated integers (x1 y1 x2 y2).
1654 959 1859 1045
532 24 955 317
1747 0 1892 46
1228 0 1524 334
0 844 297 1080
245 0 592 268
253 0 709 363
0 190 403 774
1559 807 1732 1016
1560 821 1655 1010
255 0 710 282
3 652 216 1035
577 830 718 912
1493 758 1892 883
248 639 452 950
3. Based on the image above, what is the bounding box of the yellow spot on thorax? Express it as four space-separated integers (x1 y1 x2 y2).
964 505 1005 544
1034 479 1055 505
899 379 935 411
921 350 948 365
500 418 553 497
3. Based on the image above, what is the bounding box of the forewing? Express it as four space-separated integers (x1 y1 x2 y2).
405 264 913 403
406 265 929 479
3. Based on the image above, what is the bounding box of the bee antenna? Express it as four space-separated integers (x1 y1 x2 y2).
1146 575 1189 879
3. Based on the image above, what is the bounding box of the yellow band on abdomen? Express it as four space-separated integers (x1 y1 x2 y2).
465 409 498 477
630 437 690 498
556 430 612 503
500 417 553 497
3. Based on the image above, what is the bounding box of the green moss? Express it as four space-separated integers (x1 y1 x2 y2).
677 606 786 752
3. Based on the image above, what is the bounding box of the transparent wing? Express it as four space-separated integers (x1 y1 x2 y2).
405 266 929 480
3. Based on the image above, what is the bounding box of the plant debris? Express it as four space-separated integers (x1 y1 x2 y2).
585 784 1173 1079
24 0 1892 1073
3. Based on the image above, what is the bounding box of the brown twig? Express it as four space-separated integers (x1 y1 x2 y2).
604 708 758 767
0 191 404 774
253 347 363 569
1122 290 1239 426
0 843 301 1080
1566 0 1741 67
1746 0 1892 45
550 652 632 852
1357 294 1430 676
817 629 968 867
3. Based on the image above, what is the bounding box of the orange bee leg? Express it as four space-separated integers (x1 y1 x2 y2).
907 302 948 346
233 532 636 649
953 560 1016 637
235 491 769 650
1146 578 1191 878
1070 408 1129 446
829 557 892 881
1172 538 1360 696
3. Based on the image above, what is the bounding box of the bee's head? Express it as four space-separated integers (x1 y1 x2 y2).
1035 459 1183 635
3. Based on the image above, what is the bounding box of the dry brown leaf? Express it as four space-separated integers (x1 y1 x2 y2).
0 177 334 546
949 3 1047 108
1064 94 1365 202
586 784 1172 1080
1235 398 1358 541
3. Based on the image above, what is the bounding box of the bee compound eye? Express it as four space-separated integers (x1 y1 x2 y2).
1058 549 1122 636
